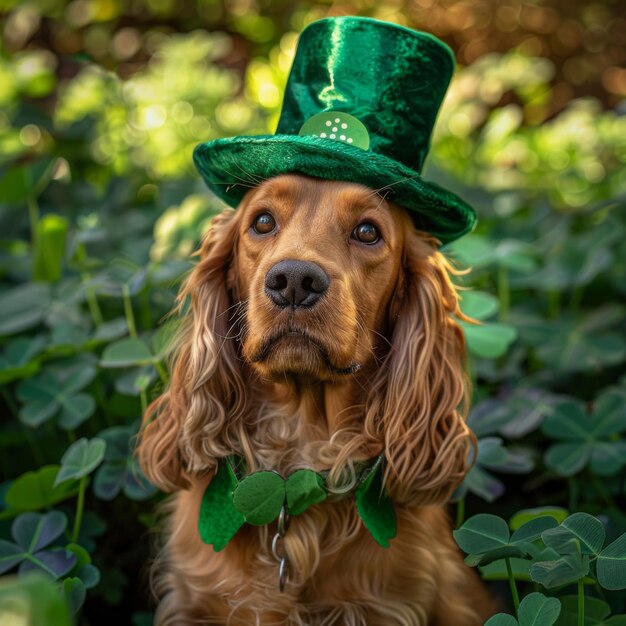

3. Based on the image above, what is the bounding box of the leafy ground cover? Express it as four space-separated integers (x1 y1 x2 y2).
0 2 625 624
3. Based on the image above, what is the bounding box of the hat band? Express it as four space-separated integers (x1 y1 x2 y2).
298 112 370 150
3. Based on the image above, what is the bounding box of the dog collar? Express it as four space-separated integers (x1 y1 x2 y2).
198 454 397 553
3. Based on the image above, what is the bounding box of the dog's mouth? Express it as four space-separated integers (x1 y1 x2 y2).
249 327 360 376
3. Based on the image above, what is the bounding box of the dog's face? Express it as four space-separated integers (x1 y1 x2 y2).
233 174 410 382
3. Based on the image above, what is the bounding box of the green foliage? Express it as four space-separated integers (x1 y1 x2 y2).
4 466 78 513
456 512 626 622
55 439 106 487
486 592 561 626
0 1 624 623
459 290 519 358
0 574 71 626
542 391 626 477
555 596 626 625
0 511 76 578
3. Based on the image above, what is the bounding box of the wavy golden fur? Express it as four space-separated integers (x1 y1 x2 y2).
138 174 494 625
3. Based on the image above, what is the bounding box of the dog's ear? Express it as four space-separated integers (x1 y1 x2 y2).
367 228 475 506
137 208 246 492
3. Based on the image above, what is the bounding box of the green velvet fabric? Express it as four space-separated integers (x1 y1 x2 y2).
198 455 396 551
277 17 454 173
198 458 245 552
193 16 477 244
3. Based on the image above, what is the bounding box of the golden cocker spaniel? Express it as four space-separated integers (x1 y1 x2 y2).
138 174 494 625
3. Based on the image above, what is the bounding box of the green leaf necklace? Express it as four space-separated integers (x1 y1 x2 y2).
198 454 397 591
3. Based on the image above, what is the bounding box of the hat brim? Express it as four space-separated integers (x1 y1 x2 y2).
193 134 476 245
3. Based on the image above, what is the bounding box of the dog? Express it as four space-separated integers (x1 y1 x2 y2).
138 173 494 625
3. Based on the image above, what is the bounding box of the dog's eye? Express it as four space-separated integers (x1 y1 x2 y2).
253 213 276 234
351 222 380 244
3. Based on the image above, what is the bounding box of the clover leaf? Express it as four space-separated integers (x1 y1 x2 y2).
16 364 97 430
454 514 557 567
596 533 626 591
510 507 569 531
0 335 46 384
485 593 561 626
54 438 106 487
542 389 626 477
62 577 87 615
458 290 518 358
513 307 625 374
100 338 154 368
232 468 329 526
93 426 156 501
62 543 101 612
285 469 327 516
0 511 76 578
5 465 79 513
90 258 148 298
528 513 626 591
541 513 605 556
114 365 156 397
447 235 538 274
455 410 534 503
233 471 285 526
555 596 626 625
530 542 589 589
485 615 518 626
0 283 52 335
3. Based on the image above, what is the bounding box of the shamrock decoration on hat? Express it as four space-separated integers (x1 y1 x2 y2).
193 16 477 244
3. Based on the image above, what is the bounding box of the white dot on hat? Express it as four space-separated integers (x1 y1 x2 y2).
330 133 336 139
341 123 347 129
332 126 338 132
325 121 331 126
340 134 346 140
347 138 353 143
320 132 327 138
335 118 340 123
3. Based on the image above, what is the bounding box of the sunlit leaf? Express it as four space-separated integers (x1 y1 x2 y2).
460 291 499 320
100 338 154 368
55 438 106 486
460 320 518 358
33 214 69 283
0 574 71 625
510 508 569 531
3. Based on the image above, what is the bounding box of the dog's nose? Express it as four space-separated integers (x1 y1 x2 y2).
265 260 330 308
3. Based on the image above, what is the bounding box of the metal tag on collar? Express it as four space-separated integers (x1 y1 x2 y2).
298 112 370 150
271 504 290 592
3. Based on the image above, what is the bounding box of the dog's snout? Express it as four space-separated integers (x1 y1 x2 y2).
265 259 330 308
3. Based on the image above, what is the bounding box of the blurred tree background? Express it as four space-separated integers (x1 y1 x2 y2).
0 1 625 625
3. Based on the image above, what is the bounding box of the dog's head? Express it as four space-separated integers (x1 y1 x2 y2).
139 174 473 504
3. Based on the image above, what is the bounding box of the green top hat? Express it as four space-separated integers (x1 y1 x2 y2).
193 16 476 244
